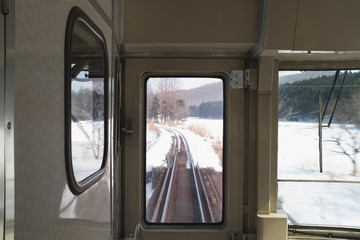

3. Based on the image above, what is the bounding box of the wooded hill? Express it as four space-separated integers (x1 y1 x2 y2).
279 71 360 125
180 82 223 106
188 101 223 119
147 80 224 121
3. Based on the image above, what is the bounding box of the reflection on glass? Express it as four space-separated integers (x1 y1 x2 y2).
145 77 224 223
278 70 360 228
70 19 105 182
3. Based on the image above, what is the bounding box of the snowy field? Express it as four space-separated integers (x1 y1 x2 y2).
278 121 360 227
183 118 223 139
72 121 104 181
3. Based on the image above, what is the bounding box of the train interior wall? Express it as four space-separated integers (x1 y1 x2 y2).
2 0 360 240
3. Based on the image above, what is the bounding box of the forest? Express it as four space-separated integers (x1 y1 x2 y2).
147 78 223 121
188 101 223 119
72 86 105 121
279 71 360 125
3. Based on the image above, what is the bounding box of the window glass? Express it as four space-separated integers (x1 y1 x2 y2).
145 77 224 224
65 7 108 194
278 70 360 228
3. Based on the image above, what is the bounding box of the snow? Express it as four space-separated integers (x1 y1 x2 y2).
71 121 104 182
279 182 360 227
176 128 222 172
146 119 223 173
145 119 223 205
278 122 360 179
145 120 360 228
146 127 173 172
184 118 223 139
278 121 360 228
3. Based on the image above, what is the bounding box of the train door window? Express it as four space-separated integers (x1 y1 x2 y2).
278 70 360 230
65 7 108 195
145 77 224 224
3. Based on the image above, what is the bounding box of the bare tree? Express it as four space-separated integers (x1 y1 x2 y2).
327 125 359 175
153 78 185 122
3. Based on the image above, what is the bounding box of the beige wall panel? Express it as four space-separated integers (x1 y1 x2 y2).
14 1 112 239
266 0 298 50
95 0 112 19
270 61 279 213
295 0 360 51
124 0 257 44
257 57 274 214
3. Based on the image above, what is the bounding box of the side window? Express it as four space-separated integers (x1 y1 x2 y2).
145 76 224 225
278 70 360 230
65 7 108 195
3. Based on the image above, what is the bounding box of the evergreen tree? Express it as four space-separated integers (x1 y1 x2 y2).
150 95 160 121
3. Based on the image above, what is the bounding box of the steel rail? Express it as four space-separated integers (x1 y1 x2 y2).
160 128 178 222
169 128 206 223
196 166 215 222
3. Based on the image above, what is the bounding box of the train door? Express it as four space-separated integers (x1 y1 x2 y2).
122 59 246 239
0 1 14 239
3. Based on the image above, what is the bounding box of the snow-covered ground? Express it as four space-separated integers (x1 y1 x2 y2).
71 121 104 182
169 127 222 172
183 118 223 139
145 119 223 206
279 122 360 179
146 119 223 173
278 121 360 227
146 127 173 172
146 119 360 227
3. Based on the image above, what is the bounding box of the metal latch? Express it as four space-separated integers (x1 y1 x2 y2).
230 69 250 89
1 0 11 15
122 120 134 136
228 232 246 240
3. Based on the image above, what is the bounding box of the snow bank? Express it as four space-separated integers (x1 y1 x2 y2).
279 182 360 227
278 122 360 179
167 126 222 172
71 121 104 181
184 118 223 139
278 121 360 228
146 127 173 172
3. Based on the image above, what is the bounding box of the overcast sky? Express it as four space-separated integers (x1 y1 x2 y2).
148 77 222 91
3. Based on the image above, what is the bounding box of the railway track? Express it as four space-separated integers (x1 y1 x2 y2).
148 127 222 223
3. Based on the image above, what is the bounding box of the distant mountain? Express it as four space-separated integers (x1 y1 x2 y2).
279 71 335 85
180 82 223 106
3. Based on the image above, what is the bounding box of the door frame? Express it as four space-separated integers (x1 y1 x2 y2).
121 58 245 239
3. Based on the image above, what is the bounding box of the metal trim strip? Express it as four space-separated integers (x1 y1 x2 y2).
4 1 15 238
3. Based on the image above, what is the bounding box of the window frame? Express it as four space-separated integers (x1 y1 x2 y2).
64 6 109 195
142 73 227 227
277 67 360 237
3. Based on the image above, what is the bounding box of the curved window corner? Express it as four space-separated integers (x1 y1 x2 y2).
65 7 109 195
